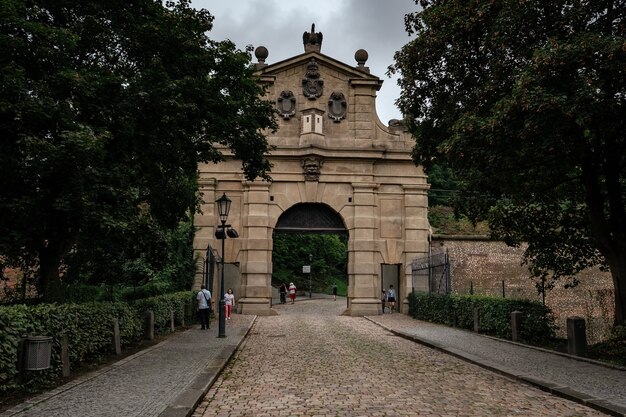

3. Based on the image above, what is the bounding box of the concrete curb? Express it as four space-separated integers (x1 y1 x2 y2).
158 316 258 417
365 317 626 417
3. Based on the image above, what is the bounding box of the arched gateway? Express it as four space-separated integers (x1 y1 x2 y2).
194 28 430 316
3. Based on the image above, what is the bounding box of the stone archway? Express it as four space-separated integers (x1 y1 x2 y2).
193 27 431 316
273 203 348 308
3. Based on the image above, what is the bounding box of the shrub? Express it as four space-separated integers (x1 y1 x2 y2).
407 292 556 343
0 291 195 395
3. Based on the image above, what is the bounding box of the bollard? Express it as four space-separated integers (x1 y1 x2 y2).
112 318 121 355
17 335 26 382
510 311 522 342
473 307 480 332
170 310 175 332
61 335 70 377
567 316 587 356
144 310 155 340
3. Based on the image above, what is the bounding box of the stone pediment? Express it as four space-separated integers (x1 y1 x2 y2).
252 44 410 152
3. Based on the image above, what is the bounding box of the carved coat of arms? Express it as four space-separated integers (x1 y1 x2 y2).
302 59 324 100
328 91 347 122
277 90 296 119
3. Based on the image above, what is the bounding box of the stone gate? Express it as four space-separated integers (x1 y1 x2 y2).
194 27 430 316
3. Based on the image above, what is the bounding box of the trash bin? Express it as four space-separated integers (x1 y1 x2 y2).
24 336 53 370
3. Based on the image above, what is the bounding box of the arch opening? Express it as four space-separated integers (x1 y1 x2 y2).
272 203 349 308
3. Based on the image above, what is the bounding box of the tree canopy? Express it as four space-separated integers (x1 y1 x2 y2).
0 0 277 301
272 233 348 293
391 0 626 325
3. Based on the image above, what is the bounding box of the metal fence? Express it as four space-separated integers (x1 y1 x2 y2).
411 249 451 295
202 245 220 292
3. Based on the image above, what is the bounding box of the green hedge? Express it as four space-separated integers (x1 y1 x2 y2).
407 292 556 342
0 291 196 395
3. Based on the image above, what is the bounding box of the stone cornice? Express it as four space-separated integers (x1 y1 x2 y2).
254 51 382 82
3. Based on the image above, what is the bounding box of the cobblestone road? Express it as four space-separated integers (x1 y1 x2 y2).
193 299 606 417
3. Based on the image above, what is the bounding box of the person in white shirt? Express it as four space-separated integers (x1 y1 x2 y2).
387 284 397 313
196 284 212 329
224 288 235 320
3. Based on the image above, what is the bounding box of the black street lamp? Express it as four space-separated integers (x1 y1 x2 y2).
215 193 237 338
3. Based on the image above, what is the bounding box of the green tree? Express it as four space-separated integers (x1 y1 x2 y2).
391 0 625 325
427 163 458 206
272 233 348 292
0 0 277 301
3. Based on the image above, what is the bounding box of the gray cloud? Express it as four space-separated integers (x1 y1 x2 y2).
194 0 418 123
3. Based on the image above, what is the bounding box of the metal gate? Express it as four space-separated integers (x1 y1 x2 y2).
411 249 451 294
203 245 220 293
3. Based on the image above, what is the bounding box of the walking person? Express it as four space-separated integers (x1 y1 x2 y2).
381 289 387 313
387 284 397 313
332 283 338 301
196 284 212 329
224 288 235 320
288 282 297 304
279 283 287 304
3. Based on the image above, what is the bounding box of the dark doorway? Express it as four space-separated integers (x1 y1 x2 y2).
381 263 401 312
272 203 348 300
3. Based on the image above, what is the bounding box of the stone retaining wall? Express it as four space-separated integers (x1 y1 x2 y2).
433 236 615 343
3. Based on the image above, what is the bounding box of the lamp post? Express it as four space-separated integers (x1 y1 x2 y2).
215 193 233 338
309 254 313 298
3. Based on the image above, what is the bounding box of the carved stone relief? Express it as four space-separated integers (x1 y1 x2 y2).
302 59 324 100
328 91 347 122
277 90 296 119
301 156 324 181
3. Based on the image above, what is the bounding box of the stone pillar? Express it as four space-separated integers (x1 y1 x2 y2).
567 316 587 356
170 310 175 332
238 182 274 316
112 318 121 355
348 183 380 316
144 310 154 340
511 311 522 342
473 307 480 332
61 334 70 377
402 184 431 310
193 175 217 289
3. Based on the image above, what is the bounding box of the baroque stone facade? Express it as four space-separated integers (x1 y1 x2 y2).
194 29 430 316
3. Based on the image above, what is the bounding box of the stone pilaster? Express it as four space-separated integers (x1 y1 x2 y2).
193 176 217 289
348 183 380 316
402 184 431 295
238 182 275 316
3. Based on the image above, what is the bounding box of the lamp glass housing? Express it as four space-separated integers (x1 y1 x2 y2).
216 193 232 223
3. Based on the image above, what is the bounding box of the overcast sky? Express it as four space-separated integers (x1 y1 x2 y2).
190 0 418 125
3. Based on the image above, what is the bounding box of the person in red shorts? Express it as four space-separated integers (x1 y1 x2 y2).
288 282 297 304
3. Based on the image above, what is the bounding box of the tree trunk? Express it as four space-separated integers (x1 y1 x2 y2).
608 256 626 327
39 247 64 303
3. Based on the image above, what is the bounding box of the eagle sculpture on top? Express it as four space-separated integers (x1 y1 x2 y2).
303 24 323 46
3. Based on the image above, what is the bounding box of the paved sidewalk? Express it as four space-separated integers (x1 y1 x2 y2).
1 315 255 417
369 313 626 417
